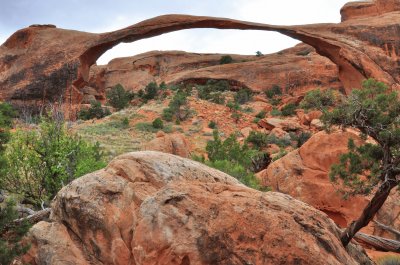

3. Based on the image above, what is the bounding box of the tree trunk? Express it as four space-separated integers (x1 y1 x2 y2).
372 220 400 238
341 181 396 246
354 232 400 253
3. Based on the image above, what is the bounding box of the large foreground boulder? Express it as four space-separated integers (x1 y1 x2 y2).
23 151 372 265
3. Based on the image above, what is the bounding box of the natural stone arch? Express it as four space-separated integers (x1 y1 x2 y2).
1 7 399 105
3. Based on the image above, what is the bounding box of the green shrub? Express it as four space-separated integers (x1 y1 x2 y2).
256 51 263 57
253 117 260 124
220 55 233 65
0 103 16 154
243 107 254 113
281 103 297 116
231 112 242 123
209 92 225 105
0 200 31 265
162 91 191 122
255 110 266 119
245 131 268 150
273 149 288 161
208 120 217 129
267 134 292 148
135 122 158 133
162 124 173 133
234 88 252 104
300 88 336 110
137 89 144 98
291 132 311 148
78 101 110 120
162 108 174 122
152 118 164 129
142 82 159 101
122 117 129 128
265 85 282 99
0 103 16 129
205 159 264 190
106 84 134 110
159 82 167 90
197 80 229 103
226 101 240 111
270 108 282 116
0 116 106 208
204 130 270 190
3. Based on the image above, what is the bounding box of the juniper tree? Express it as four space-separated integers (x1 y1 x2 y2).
322 78 400 246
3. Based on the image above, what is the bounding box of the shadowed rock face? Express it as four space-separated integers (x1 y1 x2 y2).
0 0 399 105
23 151 373 265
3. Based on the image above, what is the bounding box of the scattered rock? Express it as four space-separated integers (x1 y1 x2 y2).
143 133 191 157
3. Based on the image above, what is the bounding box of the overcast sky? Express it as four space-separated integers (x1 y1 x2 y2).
0 0 350 64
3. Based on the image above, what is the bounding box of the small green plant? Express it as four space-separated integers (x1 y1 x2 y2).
226 101 240 111
234 88 252 104
202 130 270 189
273 148 288 161
270 108 282 117
0 116 106 208
135 122 158 133
0 200 31 265
231 112 242 123
245 131 268 150
162 108 174 122
281 103 297 116
253 117 260 124
265 85 282 99
137 89 144 98
197 80 229 104
162 91 191 122
220 55 233 65
256 51 263 57
300 88 336 110
152 118 164 129
106 84 134 110
121 117 129 128
290 132 311 148
255 110 266 119
208 120 217 129
243 107 254 113
141 82 159 101
159 82 167 90
209 92 225 105
78 101 111 120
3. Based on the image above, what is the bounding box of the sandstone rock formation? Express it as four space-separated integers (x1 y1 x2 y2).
341 0 400 21
23 151 372 265
1 0 399 106
88 44 341 96
143 132 191 157
257 131 400 237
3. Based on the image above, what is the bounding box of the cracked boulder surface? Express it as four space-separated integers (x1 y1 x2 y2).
1 0 400 106
23 151 373 265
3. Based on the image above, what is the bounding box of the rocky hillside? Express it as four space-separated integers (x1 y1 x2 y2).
86 44 341 103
